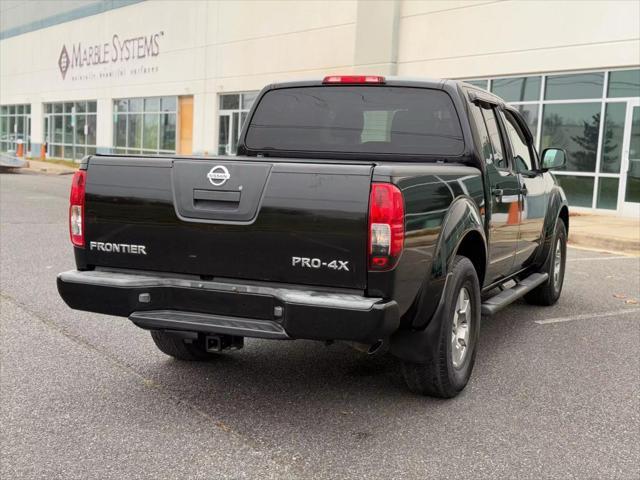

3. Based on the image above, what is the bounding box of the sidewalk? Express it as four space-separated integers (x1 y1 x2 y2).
23 159 77 175
569 213 640 256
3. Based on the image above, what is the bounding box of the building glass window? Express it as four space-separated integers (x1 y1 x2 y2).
607 69 640 98
596 178 620 210
464 79 489 90
491 76 541 102
113 96 177 155
544 72 604 100
218 92 258 155
541 103 601 172
600 103 626 173
44 101 96 160
0 104 31 154
457 68 640 212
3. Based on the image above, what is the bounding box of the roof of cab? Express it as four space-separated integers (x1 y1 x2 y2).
265 76 456 91
262 76 509 109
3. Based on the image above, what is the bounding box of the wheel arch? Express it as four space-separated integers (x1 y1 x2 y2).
453 229 486 287
432 195 487 285
559 204 569 234
536 186 569 267
390 196 487 363
406 196 486 331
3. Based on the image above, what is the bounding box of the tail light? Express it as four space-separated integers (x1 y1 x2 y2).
323 75 385 84
368 183 404 271
69 170 86 247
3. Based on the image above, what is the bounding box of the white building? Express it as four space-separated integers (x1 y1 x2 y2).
1 0 639 215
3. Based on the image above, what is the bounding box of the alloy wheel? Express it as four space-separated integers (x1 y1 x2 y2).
451 287 472 368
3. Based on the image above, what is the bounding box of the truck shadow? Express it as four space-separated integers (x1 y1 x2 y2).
133 299 561 455
142 301 541 410
148 339 407 397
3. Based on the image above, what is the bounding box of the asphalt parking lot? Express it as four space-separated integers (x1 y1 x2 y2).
1 171 639 480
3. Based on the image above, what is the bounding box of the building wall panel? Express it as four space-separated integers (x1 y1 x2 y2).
397 0 640 78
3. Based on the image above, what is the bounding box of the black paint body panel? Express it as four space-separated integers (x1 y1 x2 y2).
83 157 372 290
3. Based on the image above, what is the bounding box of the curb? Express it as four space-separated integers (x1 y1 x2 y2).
21 168 76 176
22 160 78 176
569 233 640 256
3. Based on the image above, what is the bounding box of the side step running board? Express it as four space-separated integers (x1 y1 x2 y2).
130 310 289 339
481 272 549 316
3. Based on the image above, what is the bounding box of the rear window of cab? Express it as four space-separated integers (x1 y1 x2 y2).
245 86 464 157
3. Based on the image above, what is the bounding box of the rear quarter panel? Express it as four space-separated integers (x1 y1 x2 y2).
369 163 485 325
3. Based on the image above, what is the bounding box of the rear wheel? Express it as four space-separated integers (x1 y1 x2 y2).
401 255 481 398
525 220 567 306
150 331 218 361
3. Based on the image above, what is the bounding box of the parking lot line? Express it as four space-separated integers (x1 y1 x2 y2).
535 309 639 325
567 256 633 262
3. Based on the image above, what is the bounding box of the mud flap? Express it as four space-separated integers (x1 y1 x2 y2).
389 272 452 363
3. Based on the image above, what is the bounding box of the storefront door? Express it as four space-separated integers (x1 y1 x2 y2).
178 96 193 155
620 100 640 217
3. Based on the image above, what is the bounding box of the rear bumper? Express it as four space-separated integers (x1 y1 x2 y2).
57 269 400 342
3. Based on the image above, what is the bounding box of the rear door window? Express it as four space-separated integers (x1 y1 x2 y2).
502 110 535 172
480 107 508 170
469 104 493 164
245 86 464 156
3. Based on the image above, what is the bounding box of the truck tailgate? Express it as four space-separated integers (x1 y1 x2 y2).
83 156 373 290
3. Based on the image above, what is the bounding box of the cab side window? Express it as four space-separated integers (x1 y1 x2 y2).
480 108 508 170
469 104 493 164
469 104 507 170
502 111 534 172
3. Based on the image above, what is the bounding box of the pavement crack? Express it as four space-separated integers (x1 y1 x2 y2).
0 291 305 477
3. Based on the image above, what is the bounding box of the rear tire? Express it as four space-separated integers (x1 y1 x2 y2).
150 331 217 361
401 255 481 398
525 220 567 306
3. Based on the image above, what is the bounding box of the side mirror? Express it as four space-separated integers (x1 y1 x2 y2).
541 148 567 171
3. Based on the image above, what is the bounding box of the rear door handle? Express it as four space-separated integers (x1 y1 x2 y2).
492 188 504 197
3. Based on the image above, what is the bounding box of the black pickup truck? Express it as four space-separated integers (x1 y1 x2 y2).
58 75 569 398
